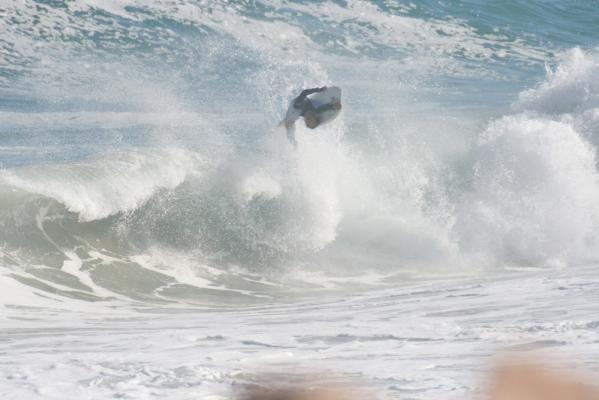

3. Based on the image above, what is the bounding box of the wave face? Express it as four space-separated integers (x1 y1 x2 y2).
1 1 599 302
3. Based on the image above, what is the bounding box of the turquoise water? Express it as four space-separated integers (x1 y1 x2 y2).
2 1 597 112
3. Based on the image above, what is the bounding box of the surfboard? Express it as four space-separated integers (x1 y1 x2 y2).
308 86 341 125
307 86 341 109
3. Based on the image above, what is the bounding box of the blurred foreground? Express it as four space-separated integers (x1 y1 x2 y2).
242 363 598 400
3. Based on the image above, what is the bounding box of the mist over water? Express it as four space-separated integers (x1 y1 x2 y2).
1 1 599 302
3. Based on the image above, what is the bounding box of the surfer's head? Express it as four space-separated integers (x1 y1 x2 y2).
304 110 319 129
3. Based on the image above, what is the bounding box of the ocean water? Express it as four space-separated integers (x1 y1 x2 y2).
1 1 599 398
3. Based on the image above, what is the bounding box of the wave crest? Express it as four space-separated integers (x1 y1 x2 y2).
0 149 194 221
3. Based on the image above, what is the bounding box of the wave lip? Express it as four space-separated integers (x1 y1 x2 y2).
0 149 194 221
457 49 599 267
516 48 599 115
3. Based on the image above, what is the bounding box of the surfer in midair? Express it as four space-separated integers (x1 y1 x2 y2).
281 86 342 146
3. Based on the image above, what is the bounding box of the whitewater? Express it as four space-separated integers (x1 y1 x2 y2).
1 1 599 399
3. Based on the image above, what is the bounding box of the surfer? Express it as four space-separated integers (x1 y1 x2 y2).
281 86 342 146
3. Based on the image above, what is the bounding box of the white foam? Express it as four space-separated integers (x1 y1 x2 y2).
241 174 282 203
0 149 194 221
516 48 599 115
1 266 599 399
453 49 599 267
458 114 599 266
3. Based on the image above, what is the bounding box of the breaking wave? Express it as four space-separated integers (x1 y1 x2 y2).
1 1 599 303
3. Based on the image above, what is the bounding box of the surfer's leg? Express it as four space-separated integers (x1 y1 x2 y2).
286 123 298 147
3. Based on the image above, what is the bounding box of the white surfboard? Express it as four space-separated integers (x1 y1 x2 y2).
306 86 341 109
309 86 341 126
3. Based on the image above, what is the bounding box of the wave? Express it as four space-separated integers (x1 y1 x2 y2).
516 48 599 115
4 49 599 301
457 49 599 267
1 149 194 221
458 114 599 266
2 1 599 303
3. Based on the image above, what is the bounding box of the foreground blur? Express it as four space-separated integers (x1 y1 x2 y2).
242 364 598 400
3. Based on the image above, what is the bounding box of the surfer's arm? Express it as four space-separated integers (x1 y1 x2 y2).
298 86 326 99
293 87 326 111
